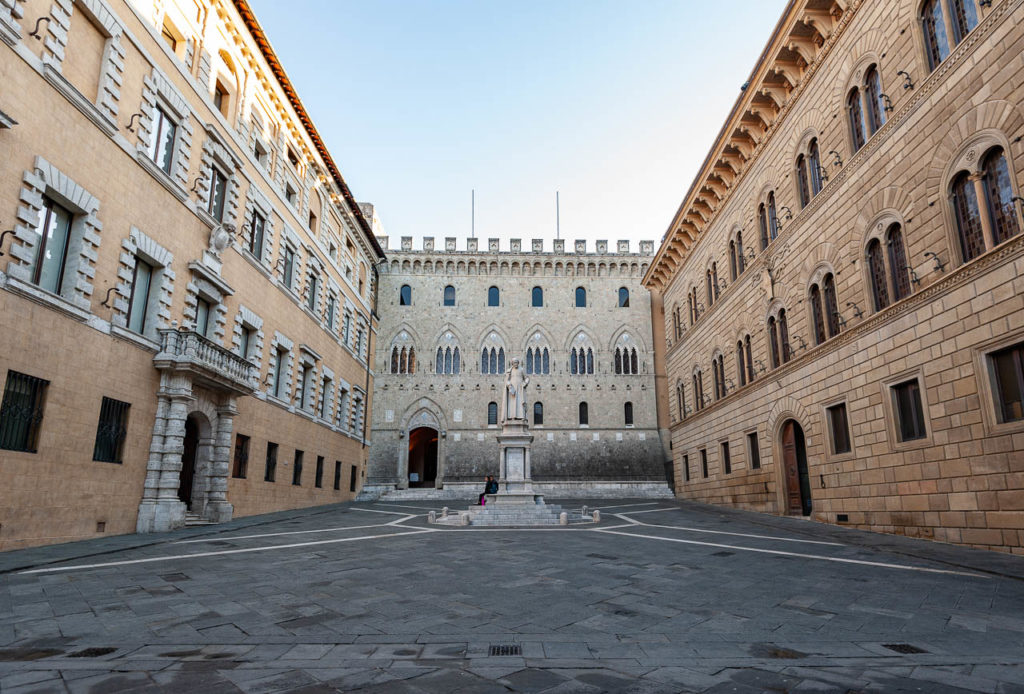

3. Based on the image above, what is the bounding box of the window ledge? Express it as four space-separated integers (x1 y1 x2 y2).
235 247 274 279
266 394 295 412
3 276 91 322
136 153 188 204
110 325 160 352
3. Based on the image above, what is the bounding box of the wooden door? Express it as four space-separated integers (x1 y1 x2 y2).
178 417 198 509
781 421 803 515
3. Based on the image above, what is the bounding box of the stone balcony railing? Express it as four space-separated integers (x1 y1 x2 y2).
154 328 257 395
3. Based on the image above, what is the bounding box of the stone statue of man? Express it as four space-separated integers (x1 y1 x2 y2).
501 358 529 422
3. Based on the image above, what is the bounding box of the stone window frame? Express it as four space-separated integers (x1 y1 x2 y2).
916 0 986 74
710 349 726 401
805 261 840 346
316 365 335 423
755 184 782 251
611 328 643 376
230 305 265 376
861 210 914 314
792 128 826 210
6 156 102 313
940 130 1022 266
703 255 720 307
820 395 856 462
727 223 748 280
183 274 228 344
295 347 319 413
135 67 195 196
324 279 341 335
350 387 366 437
880 367 934 451
335 378 352 431
718 437 732 475
745 428 761 470
433 328 462 375
239 181 275 270
303 250 324 316
38 0 126 130
567 329 596 375
111 226 174 344
691 364 706 411
765 300 792 368
972 328 1024 437
0 0 25 44
196 125 243 227
266 331 295 404
842 53 886 155
277 224 304 297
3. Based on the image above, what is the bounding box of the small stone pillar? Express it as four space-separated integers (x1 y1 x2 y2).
592 510 600 522
559 512 568 525
428 510 436 523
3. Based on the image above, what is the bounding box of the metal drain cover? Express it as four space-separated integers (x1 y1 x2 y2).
489 644 521 656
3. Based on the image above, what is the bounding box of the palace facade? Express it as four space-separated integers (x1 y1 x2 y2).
0 0 383 549
644 0 1024 552
366 236 672 498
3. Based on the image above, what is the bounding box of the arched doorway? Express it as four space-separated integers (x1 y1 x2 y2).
178 415 200 509
408 427 438 488
780 419 812 516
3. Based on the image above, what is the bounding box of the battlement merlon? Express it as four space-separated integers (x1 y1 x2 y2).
374 236 656 256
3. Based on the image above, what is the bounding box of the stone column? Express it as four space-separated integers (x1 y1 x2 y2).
136 374 193 533
206 397 237 523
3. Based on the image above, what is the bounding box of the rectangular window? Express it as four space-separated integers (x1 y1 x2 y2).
892 379 927 441
318 378 330 419
195 298 211 337
721 441 731 475
285 183 297 206
827 403 852 454
31 199 73 295
232 433 250 478
298 364 312 411
272 347 288 399
991 342 1024 423
700 448 708 478
283 246 295 289
147 106 177 174
0 371 49 453
350 465 358 492
239 327 254 361
264 442 278 482
333 460 342 490
306 274 318 312
682 454 690 482
326 295 337 330
92 396 129 463
208 167 227 221
249 212 266 258
127 258 154 335
308 211 317 233
292 449 303 485
747 432 760 470
315 455 324 488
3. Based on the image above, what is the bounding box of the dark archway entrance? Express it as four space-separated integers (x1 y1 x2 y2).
408 427 438 488
178 415 200 509
781 419 812 516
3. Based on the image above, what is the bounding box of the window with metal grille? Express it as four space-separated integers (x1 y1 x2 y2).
991 342 1024 423
922 0 950 70
682 454 690 482
827 403 852 454
334 460 342 490
92 397 129 463
864 65 885 135
887 225 911 301
867 239 889 311
315 455 325 488
810 284 826 345
232 434 249 478
892 379 927 442
847 88 866 152
487 402 497 426
249 212 265 257
951 171 985 262
823 273 840 337
0 371 49 453
721 441 731 475
350 465 358 492
983 148 1021 245
208 166 227 220
700 448 708 478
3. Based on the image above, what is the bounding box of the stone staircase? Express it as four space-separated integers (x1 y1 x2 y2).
468 501 565 526
184 512 215 527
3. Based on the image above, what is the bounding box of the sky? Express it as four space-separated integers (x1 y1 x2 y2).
248 0 789 251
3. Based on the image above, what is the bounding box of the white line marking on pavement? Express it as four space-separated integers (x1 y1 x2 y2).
617 507 682 515
19 529 437 575
592 528 986 578
613 513 642 526
591 502 661 511
172 516 416 544
373 503 444 511
354 507 417 516
619 517 844 546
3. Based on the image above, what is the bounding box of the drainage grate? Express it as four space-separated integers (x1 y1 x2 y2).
882 643 928 654
489 644 521 656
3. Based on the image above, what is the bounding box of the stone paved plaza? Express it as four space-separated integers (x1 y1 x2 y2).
2 500 1024 693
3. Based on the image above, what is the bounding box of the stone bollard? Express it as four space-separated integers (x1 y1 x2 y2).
428 511 436 523
442 506 449 519
592 510 600 522
559 512 568 525
581 505 588 517
461 512 470 526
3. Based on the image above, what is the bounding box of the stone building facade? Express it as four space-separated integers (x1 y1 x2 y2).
0 0 383 549
644 0 1024 552
366 236 672 497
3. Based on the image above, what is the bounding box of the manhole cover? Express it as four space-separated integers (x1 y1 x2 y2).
489 644 521 656
883 643 928 654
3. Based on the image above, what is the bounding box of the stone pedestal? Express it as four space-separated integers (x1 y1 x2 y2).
491 420 542 506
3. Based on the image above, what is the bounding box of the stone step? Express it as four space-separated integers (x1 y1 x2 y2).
184 513 215 527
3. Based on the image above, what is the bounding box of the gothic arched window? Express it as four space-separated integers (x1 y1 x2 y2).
399 284 411 306
886 225 911 302
951 170 985 262
618 287 629 307
867 238 890 311
983 147 1021 245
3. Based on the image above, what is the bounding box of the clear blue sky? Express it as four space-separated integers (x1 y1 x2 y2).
248 0 789 250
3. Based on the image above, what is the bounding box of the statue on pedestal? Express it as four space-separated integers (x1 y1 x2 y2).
501 358 529 423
